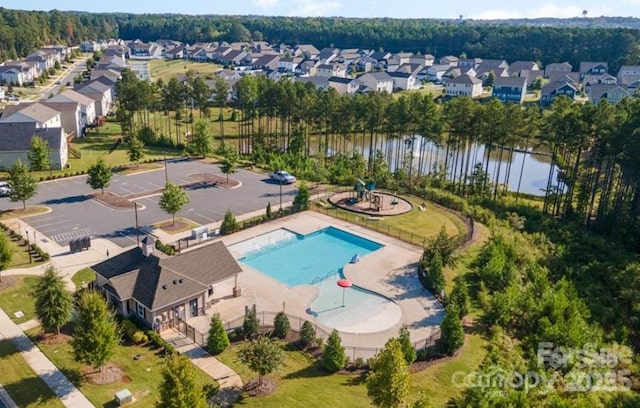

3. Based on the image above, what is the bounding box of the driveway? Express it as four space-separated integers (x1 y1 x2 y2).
3 160 297 248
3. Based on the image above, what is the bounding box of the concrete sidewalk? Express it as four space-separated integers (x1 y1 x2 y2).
161 329 242 405
0 309 94 408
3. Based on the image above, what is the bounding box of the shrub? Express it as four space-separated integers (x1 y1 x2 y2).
300 320 316 348
207 314 230 355
399 327 417 364
272 312 290 339
439 304 464 355
132 330 148 344
321 330 347 372
354 357 364 369
220 210 238 235
242 308 259 340
265 201 272 219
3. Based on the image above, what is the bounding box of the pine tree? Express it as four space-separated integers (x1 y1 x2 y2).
440 303 465 356
220 210 238 235
186 120 211 158
157 353 208 408
449 276 470 318
127 135 145 165
86 158 112 195
206 314 229 355
159 182 190 226
8 160 37 209
366 338 410 408
71 291 120 370
293 183 310 211
242 308 259 339
321 330 347 372
272 311 290 339
398 327 416 364
300 320 316 349
265 201 272 219
34 266 73 335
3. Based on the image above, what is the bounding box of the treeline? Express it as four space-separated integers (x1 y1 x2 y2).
0 7 117 60
2 7 640 71
114 69 640 253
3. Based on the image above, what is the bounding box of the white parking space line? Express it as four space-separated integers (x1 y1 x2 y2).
194 213 216 222
51 227 92 243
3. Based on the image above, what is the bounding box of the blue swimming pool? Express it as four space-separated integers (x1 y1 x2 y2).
238 227 383 286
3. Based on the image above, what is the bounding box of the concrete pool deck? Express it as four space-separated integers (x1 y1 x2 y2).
188 211 444 355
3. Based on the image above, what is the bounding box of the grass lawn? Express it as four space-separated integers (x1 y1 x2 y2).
0 275 38 324
0 340 64 408
394 83 444 99
0 225 47 269
0 206 49 221
148 59 223 83
316 194 468 246
71 268 95 291
216 335 486 408
217 345 373 407
26 326 218 408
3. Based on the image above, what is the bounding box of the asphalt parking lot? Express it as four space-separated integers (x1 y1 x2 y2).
2 160 297 248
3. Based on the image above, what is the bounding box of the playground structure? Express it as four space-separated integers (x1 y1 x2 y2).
329 180 412 217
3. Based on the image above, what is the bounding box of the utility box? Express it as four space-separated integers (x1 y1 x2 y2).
191 226 207 240
114 389 133 406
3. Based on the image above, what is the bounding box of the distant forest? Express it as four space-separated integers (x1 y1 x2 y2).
1 7 640 70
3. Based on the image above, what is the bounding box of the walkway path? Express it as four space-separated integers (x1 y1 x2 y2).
161 329 242 405
0 309 94 408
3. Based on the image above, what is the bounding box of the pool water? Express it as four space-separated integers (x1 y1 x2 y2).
239 227 383 286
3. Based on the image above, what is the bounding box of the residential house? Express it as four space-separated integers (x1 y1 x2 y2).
370 51 392 67
165 45 186 60
295 60 319 77
616 65 640 86
357 72 394 93
278 57 303 72
540 81 578 106
91 239 243 328
0 103 62 129
25 51 56 72
317 48 340 64
49 90 97 129
80 41 100 52
544 62 572 78
3 62 39 84
445 74 483 98
0 122 67 170
0 66 27 86
579 62 608 79
216 69 242 82
548 72 580 85
317 63 346 78
219 50 250 66
439 55 459 67
356 56 377 73
103 46 127 60
458 58 483 69
396 63 424 77
582 74 617 86
327 76 359 95
210 46 233 62
129 42 162 58
388 71 419 91
40 100 84 137
427 64 450 82
492 76 527 103
90 69 121 82
476 59 509 76
390 52 414 66
442 67 462 82
519 70 544 88
587 84 630 105
252 54 280 71
476 67 509 85
508 61 540 77
75 81 114 117
294 44 320 59
95 56 127 72
296 76 329 91
410 54 435 66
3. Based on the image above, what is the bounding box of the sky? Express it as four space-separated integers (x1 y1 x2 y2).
1 0 639 19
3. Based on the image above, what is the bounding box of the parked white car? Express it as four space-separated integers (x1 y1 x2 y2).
0 182 11 197
268 170 296 184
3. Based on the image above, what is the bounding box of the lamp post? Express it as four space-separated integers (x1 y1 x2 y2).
163 152 168 185
134 201 140 246
279 180 283 212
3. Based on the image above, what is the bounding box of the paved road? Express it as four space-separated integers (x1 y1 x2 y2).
2 160 297 248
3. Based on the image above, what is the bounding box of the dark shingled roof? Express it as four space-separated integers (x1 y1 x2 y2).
0 122 64 151
92 241 242 311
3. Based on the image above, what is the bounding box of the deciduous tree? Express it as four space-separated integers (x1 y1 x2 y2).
366 338 410 408
0 234 13 282
127 135 145 165
159 182 189 226
86 158 112 195
28 136 50 171
8 160 37 209
237 336 284 386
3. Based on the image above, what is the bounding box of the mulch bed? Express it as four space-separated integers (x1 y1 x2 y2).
155 219 193 233
90 173 240 210
0 276 19 291
244 378 276 397
40 333 73 345
84 362 124 385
